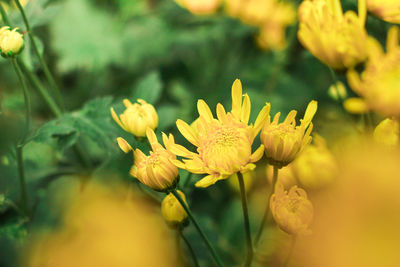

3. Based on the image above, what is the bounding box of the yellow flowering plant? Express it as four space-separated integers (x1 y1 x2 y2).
298 0 369 69
161 190 188 227
0 26 24 57
168 79 269 188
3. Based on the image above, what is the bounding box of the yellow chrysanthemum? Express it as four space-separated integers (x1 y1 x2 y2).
347 26 400 118
261 101 318 168
167 79 269 188
0 26 24 57
373 118 399 147
175 0 221 15
130 128 179 191
270 183 313 235
367 0 400 24
291 134 337 189
161 190 188 227
111 99 158 138
298 0 369 69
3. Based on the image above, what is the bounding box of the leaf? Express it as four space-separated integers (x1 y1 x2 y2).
157 104 179 130
131 71 163 104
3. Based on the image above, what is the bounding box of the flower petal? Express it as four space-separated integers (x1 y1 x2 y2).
195 174 221 188
110 107 126 131
197 99 214 123
250 145 265 162
240 94 251 124
231 79 243 118
176 119 199 147
301 101 317 128
116 137 132 153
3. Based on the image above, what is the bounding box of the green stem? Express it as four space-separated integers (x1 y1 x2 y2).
282 236 296 267
11 58 30 217
14 0 64 111
237 172 253 267
180 229 200 267
0 2 11 25
328 67 344 104
255 165 279 245
171 189 224 267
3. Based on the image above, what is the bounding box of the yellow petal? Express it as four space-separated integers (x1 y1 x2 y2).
195 174 221 188
240 94 251 124
123 99 133 108
216 103 227 122
176 119 199 147
301 101 318 127
197 99 214 123
110 107 126 131
146 128 159 150
252 103 270 139
250 145 264 162
357 0 366 26
116 137 132 153
343 97 369 114
386 26 399 53
231 79 243 118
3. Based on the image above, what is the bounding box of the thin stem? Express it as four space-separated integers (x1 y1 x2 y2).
255 165 279 245
171 189 224 267
11 58 31 217
14 0 64 110
0 2 11 25
282 236 296 267
180 229 200 267
237 172 253 267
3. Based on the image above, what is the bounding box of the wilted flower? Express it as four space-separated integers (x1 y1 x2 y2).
161 190 188 227
175 0 221 15
373 118 399 147
347 26 400 118
343 97 369 114
367 0 400 23
130 128 179 191
298 0 369 69
328 81 347 101
0 26 24 57
291 135 337 189
270 183 313 235
111 99 158 137
261 101 318 168
168 79 269 188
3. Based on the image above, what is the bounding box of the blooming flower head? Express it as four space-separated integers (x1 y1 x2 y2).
0 26 24 57
367 0 400 24
161 190 188 227
298 0 369 69
111 99 158 138
168 79 269 188
175 0 221 15
291 134 338 189
261 100 318 168
373 118 399 147
130 128 179 191
270 183 313 235
347 26 400 118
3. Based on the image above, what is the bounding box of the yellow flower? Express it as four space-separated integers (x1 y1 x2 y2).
130 128 179 191
343 97 369 114
167 79 269 188
175 0 221 15
367 0 400 24
347 26 400 118
328 81 347 101
261 100 318 168
270 183 313 235
111 99 158 138
373 118 399 147
298 0 369 69
161 190 188 227
0 27 24 57
291 134 337 189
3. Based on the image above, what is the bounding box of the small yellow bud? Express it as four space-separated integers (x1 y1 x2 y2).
116 137 132 153
0 27 24 57
270 183 313 236
130 128 179 191
261 101 317 168
291 135 338 189
161 190 188 227
328 81 347 101
111 99 158 137
343 97 369 114
373 118 399 147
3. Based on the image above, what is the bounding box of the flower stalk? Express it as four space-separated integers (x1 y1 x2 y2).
170 189 224 267
237 172 253 267
179 229 200 267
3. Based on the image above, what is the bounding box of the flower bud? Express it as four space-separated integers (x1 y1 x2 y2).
111 99 158 137
0 27 24 57
116 137 132 153
130 128 179 191
373 118 399 147
161 190 188 227
328 81 347 101
343 97 369 114
291 135 338 189
270 183 313 236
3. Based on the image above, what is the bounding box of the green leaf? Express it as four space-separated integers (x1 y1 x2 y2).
131 71 163 104
157 104 179 130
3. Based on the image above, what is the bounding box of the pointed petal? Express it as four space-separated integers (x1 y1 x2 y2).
176 119 199 147
168 143 196 158
250 145 265 162
357 0 366 26
123 99 133 108
171 159 187 170
284 110 297 125
251 103 270 140
231 79 243 118
146 128 159 151
116 137 132 153
301 101 317 128
197 100 214 123
216 103 228 123
110 108 126 131
387 26 399 53
195 174 221 188
240 94 251 124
